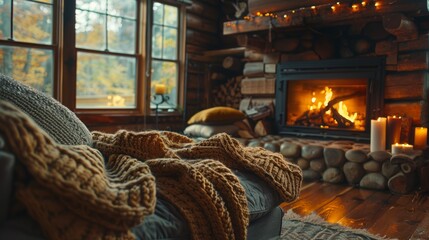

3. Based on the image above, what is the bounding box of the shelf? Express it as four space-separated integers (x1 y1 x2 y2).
203 47 246 57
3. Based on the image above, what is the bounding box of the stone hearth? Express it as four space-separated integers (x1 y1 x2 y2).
236 135 423 194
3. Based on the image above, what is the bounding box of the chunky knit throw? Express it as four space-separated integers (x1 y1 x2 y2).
0 101 156 239
0 100 303 240
92 130 303 240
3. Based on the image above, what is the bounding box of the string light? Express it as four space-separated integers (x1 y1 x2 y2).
374 1 381 9
233 0 386 27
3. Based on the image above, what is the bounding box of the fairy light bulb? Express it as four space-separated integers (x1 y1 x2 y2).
352 4 359 11
361 1 367 6
374 1 381 9
331 5 336 12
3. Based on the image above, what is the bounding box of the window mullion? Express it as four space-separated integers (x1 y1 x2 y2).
105 0 108 51
10 0 14 40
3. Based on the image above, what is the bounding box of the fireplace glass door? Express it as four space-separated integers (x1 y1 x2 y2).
275 58 384 141
286 78 368 131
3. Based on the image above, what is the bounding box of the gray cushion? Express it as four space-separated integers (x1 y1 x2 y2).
184 124 239 138
0 74 92 146
132 197 190 240
234 170 282 222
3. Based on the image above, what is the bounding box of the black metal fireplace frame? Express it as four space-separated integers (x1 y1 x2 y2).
275 57 385 141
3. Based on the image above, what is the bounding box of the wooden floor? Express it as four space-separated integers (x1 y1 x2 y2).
280 182 429 240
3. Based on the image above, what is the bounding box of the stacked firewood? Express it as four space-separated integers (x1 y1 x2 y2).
211 76 243 108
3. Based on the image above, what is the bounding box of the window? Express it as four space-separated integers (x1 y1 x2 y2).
0 0 55 96
150 1 180 110
0 0 186 117
75 0 138 109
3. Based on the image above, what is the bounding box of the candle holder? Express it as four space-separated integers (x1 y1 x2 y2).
151 94 169 129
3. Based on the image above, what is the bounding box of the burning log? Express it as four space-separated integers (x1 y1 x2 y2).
295 90 365 128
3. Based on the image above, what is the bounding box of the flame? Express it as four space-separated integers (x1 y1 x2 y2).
307 86 357 123
338 101 357 122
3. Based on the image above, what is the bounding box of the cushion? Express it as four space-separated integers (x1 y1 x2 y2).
234 170 282 222
0 74 92 146
184 124 239 138
187 107 245 125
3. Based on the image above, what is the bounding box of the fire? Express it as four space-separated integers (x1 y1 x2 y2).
307 86 357 124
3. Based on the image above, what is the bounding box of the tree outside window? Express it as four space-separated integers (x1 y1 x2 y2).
75 0 137 109
0 0 54 96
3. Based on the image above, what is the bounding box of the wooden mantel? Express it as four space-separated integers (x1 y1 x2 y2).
224 0 427 35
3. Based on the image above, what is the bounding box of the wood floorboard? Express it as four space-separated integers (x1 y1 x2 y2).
313 187 375 224
282 182 353 216
337 190 399 231
281 182 429 240
368 194 429 239
410 208 429 239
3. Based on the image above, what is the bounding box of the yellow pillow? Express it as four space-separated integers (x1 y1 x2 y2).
187 107 245 125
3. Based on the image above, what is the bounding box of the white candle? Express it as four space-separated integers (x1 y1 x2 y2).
370 117 386 152
391 143 413 155
414 127 428 150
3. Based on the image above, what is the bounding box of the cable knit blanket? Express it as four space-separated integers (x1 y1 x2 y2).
0 100 303 240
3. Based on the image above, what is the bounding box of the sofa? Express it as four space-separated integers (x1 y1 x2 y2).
0 74 303 240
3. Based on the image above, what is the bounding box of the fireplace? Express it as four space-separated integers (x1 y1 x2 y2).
275 57 385 141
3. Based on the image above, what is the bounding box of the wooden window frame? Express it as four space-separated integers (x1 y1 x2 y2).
1 0 187 125
146 0 186 117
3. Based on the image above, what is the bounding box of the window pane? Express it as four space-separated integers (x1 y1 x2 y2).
13 0 53 44
76 52 136 109
153 2 163 25
152 25 162 58
163 5 177 27
76 10 106 50
76 0 106 13
0 0 11 39
108 0 136 19
108 16 135 54
0 45 53 95
163 27 177 60
150 60 177 109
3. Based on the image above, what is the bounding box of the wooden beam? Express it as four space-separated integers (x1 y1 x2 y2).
224 0 427 35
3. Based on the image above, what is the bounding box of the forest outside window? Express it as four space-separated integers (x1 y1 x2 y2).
0 0 55 96
75 0 138 109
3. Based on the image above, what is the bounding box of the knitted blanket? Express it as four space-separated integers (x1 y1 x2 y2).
0 100 303 240
92 130 303 240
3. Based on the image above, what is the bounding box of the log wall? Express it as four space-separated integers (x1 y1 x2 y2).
184 0 222 122
234 16 429 127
